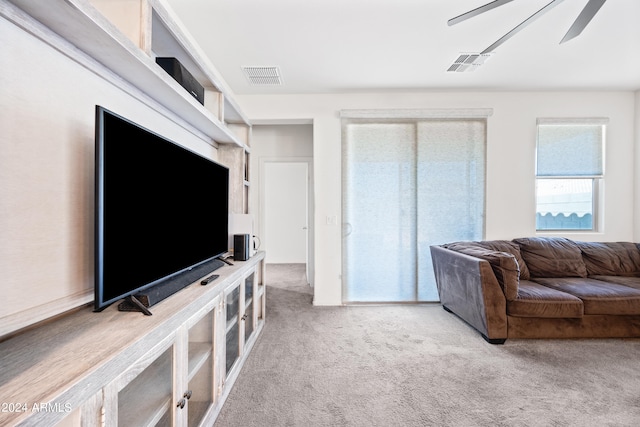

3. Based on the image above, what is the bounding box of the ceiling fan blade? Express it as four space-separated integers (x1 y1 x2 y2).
481 0 565 54
560 0 607 44
448 0 515 26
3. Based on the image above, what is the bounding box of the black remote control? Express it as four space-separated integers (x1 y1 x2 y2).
200 274 219 285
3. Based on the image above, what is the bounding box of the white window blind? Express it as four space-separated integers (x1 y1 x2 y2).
537 120 606 176
342 111 488 303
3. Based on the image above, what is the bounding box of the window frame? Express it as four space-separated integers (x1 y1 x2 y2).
534 118 607 233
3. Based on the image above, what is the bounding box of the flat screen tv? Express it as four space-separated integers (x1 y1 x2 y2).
94 106 229 311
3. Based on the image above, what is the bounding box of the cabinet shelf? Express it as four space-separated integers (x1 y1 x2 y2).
188 401 210 426
8 0 250 148
118 349 172 427
188 342 212 382
149 1 249 126
226 315 239 334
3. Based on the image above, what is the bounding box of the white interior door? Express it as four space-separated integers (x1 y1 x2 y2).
264 162 308 264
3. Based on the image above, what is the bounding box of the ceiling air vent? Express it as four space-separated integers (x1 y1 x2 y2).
447 53 492 72
242 66 282 85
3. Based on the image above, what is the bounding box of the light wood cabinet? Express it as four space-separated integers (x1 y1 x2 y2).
220 263 265 393
0 6 262 424
0 253 265 427
103 294 221 427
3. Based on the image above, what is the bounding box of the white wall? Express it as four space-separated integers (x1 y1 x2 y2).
0 14 217 336
237 91 637 306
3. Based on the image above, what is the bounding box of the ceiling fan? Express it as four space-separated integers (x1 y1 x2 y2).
447 0 607 71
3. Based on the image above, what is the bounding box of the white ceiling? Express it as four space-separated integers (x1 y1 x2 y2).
164 0 640 95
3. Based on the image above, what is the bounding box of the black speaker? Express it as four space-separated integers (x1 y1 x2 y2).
155 57 205 105
234 234 251 261
117 257 225 313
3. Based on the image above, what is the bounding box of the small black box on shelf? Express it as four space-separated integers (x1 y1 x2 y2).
234 234 251 261
155 57 205 105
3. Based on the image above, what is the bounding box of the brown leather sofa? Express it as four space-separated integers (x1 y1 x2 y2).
430 237 640 343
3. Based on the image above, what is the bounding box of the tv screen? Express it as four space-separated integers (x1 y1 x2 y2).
94 106 229 311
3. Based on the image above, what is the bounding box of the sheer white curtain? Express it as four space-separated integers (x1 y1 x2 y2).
342 111 488 303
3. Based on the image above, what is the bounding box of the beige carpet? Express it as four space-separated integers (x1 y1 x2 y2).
214 264 640 426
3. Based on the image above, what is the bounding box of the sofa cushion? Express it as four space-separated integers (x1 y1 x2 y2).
533 277 640 315
590 275 640 291
576 241 640 276
476 240 531 280
507 280 583 318
444 242 519 300
513 237 587 278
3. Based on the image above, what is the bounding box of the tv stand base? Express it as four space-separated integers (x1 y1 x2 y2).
118 295 153 315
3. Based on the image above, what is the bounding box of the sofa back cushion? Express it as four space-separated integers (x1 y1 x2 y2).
476 240 531 280
513 237 587 278
444 242 520 300
576 241 640 276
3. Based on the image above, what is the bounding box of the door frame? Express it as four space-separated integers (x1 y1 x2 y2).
259 157 314 285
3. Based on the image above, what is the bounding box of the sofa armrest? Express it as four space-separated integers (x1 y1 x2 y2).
430 245 507 342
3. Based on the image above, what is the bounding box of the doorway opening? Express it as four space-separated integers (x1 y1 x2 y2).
250 124 314 287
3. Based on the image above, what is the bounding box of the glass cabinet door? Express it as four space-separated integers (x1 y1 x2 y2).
244 272 255 343
118 346 173 427
225 284 241 375
186 305 216 426
254 262 266 328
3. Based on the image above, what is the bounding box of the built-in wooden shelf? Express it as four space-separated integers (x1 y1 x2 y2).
6 0 250 149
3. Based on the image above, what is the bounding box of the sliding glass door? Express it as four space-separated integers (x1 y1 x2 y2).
343 123 417 302
342 115 486 303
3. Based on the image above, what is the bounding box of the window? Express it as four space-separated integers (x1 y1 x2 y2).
535 118 607 231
